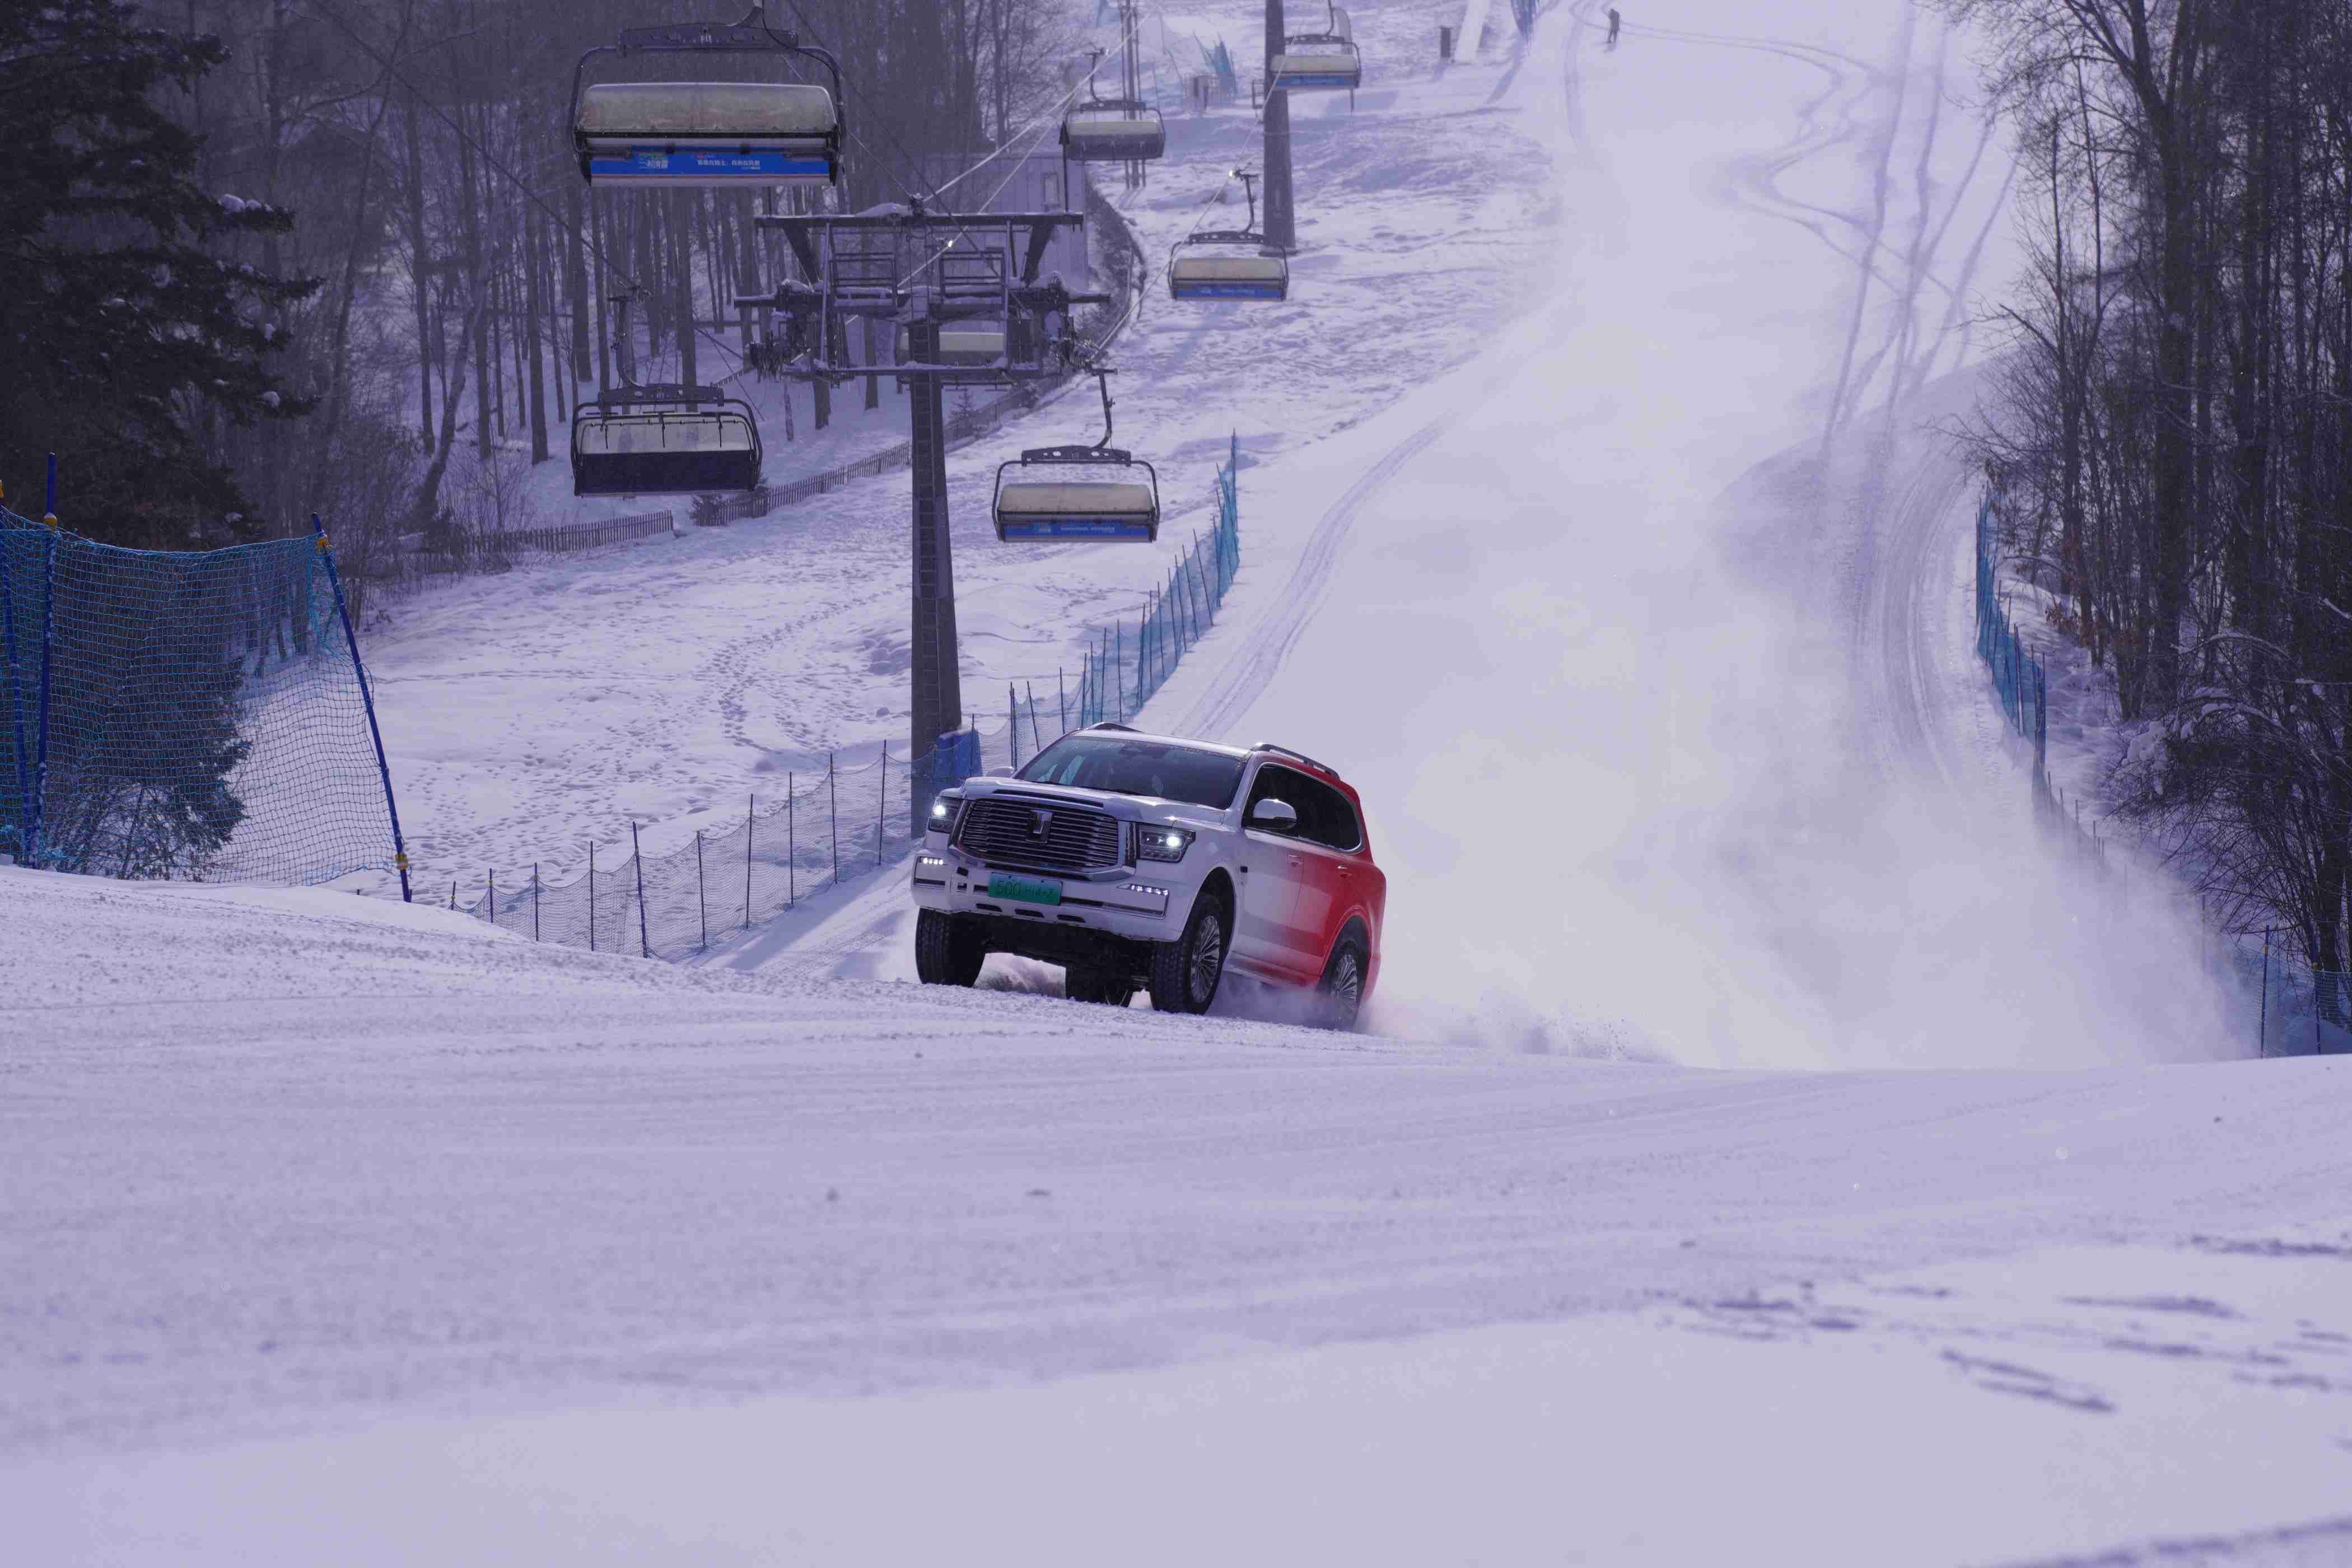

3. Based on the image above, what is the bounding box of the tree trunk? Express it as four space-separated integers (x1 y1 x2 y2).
402 85 434 441
526 208 549 464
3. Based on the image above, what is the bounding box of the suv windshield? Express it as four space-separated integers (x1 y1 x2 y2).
1016 735 1246 810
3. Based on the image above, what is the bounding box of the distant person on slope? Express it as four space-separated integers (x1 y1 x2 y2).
1606 7 1622 48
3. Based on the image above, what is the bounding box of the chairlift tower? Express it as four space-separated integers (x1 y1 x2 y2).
743 204 1107 826
1117 0 1148 192
1262 0 1295 249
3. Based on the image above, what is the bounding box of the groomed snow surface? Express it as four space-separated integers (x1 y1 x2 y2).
9 2 2351 1564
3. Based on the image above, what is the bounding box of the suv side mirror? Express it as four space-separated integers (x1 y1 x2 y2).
1249 798 1298 833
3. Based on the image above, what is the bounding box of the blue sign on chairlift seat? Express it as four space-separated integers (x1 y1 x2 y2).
571 8 845 189
1167 231 1289 301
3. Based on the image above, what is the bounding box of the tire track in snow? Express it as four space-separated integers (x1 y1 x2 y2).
1175 412 1467 742
1608 20 1984 335
1632 8 2011 799
1817 2 1913 461
1174 8 1583 742
1830 24 2024 794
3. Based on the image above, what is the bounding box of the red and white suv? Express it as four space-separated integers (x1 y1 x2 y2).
909 725 1385 1028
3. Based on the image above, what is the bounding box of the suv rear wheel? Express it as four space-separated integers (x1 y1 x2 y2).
913 909 986 987
1317 934 1368 1032
1149 893 1228 1014
1065 968 1137 1007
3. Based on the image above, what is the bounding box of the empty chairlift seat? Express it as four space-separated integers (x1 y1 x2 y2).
1167 234 1289 301
575 81 841 186
1061 104 1166 163
994 451 1161 542
572 391 763 497
1271 42 1361 91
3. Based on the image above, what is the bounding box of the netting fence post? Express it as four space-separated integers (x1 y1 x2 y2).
631 821 649 958
877 742 889 870
588 841 597 952
27 523 55 868
311 516 413 900
828 753 838 884
787 778 796 907
745 794 755 926
696 829 707 951
489 870 496 926
533 863 542 941
0 527 32 865
1058 669 1068 735
1008 684 1020 769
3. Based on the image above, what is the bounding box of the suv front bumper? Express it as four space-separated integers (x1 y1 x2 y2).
911 842 1182 944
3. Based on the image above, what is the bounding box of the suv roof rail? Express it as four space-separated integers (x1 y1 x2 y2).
1250 741 1335 776
1085 721 1140 732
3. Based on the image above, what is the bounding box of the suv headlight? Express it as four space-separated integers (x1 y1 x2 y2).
927 797 960 834
1135 825 1194 862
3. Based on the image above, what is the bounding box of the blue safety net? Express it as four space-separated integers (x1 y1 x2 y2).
0 511 400 885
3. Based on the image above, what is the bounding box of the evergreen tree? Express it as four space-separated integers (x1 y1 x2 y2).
0 0 318 546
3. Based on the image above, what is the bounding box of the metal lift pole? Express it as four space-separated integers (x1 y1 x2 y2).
749 208 1088 829
905 320 962 820
1123 0 1146 192
1262 0 1295 249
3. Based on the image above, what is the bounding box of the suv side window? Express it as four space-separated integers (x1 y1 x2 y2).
1243 763 1310 834
1300 778 1361 852
1245 765 1361 851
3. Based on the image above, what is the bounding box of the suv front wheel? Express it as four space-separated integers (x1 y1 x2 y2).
1149 893 1228 1014
914 909 986 987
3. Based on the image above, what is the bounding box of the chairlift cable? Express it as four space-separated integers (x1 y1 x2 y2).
929 71 1097 201
889 108 1076 293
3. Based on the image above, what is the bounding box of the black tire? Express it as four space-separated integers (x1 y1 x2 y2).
1316 935 1369 1032
913 909 986 987
1149 892 1229 1014
1065 968 1138 1008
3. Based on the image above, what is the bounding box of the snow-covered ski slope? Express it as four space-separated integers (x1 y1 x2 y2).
6 866 2351 1565
11 3 2351 1564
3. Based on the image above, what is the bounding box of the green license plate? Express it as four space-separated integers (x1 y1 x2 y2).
988 874 1063 906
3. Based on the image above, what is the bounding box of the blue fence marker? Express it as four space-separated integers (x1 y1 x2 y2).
314 516 413 902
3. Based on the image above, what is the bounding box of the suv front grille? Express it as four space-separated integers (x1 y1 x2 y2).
955 796 1123 872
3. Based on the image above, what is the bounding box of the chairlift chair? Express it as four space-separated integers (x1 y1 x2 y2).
1275 0 1362 92
1061 51 1165 163
1166 235 1288 300
993 372 1160 542
571 385 764 497
1166 170 1289 301
572 5 844 188
1061 101 1168 162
